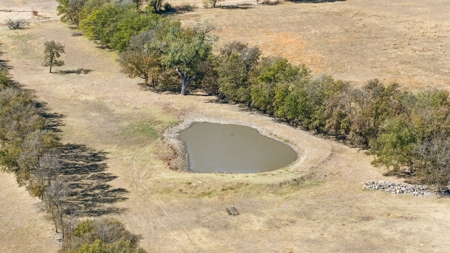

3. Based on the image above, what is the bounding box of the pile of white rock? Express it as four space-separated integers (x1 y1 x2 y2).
362 181 440 197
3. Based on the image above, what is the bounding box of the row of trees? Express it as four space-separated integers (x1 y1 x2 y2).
55 0 450 188
0 62 68 235
215 42 450 189
0 53 146 252
56 0 216 95
122 38 450 189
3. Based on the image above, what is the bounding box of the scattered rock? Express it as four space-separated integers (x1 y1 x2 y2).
226 206 239 216
362 181 450 197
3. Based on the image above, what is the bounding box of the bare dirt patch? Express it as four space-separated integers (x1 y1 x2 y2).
1 0 450 252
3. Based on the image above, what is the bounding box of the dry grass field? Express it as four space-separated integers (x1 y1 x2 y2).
1 0 450 252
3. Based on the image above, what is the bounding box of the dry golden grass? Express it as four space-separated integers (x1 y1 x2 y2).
176 0 450 90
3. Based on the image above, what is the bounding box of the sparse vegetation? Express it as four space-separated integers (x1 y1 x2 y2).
5 19 29 29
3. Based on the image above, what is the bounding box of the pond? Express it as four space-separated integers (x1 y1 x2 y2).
179 122 297 173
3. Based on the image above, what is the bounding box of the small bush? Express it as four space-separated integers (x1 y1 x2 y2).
5 19 29 30
61 218 147 253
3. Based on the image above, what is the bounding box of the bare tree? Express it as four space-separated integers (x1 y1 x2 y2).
28 149 61 198
43 177 68 238
415 136 450 190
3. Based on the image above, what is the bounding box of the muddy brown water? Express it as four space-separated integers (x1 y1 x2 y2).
179 122 298 173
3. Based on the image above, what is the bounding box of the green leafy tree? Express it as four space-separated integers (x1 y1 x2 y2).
78 0 110 22
144 21 217 95
79 4 127 47
217 42 260 103
323 80 353 136
43 41 65 73
119 30 162 85
370 116 418 171
80 3 159 51
0 88 44 173
110 8 160 51
347 80 402 148
250 58 304 115
370 90 450 189
56 0 88 26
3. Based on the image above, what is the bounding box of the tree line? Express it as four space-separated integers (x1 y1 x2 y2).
55 0 450 189
0 54 146 252
216 43 450 190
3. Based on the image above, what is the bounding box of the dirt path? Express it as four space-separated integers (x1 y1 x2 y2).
1 1 450 252
0 173 59 253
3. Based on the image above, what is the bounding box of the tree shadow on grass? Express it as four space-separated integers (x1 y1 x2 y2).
35 101 66 132
59 144 128 217
0 43 13 71
287 0 345 3
382 170 420 185
57 68 93 75
219 4 254 9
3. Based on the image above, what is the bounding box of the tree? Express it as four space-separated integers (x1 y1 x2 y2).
415 135 450 190
43 176 68 238
119 31 162 85
28 149 61 198
16 130 60 185
80 3 160 51
202 0 222 8
0 88 45 175
145 21 217 95
78 0 110 22
323 81 353 136
250 57 304 115
56 0 88 26
110 8 161 52
43 41 65 73
347 80 402 148
147 0 163 12
217 42 260 103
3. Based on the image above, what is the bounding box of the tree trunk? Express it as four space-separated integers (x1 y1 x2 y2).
49 65 52 73
180 78 188 95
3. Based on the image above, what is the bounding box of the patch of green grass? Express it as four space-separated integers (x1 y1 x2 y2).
149 176 323 199
131 121 159 139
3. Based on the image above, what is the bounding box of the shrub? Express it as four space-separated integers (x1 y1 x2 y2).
61 218 147 253
5 19 29 29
